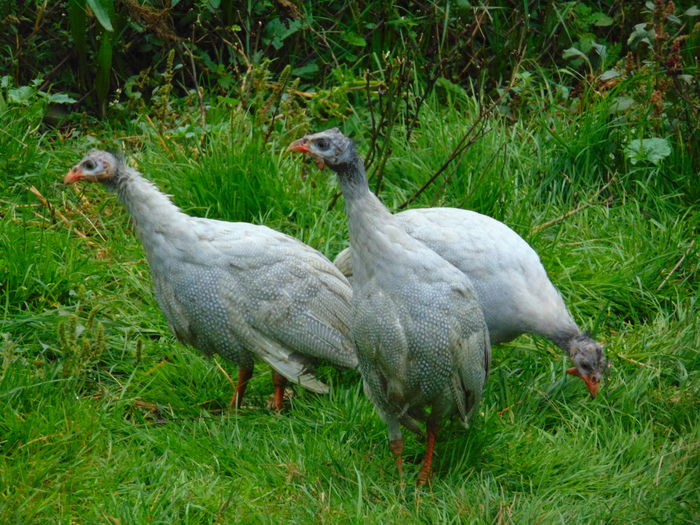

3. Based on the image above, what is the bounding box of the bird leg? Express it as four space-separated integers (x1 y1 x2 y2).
416 422 439 485
271 371 288 412
389 438 405 481
230 366 254 409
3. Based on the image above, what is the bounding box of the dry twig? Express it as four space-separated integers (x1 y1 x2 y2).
531 178 615 233
656 239 695 291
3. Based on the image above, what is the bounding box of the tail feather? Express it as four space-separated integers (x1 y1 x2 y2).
265 354 329 394
333 248 353 280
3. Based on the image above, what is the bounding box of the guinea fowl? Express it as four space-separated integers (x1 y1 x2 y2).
289 129 491 483
64 150 357 410
333 198 607 399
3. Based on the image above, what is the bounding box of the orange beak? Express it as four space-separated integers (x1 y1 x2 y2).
287 139 325 169
287 139 311 154
567 367 600 399
64 168 83 184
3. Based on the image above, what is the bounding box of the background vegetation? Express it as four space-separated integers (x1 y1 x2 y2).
1 1 698 522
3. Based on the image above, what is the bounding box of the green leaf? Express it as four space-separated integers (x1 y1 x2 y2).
68 0 87 52
342 31 366 47
589 13 613 26
563 47 587 60
685 6 700 16
628 23 654 49
47 93 78 104
591 41 607 59
95 31 114 111
624 138 672 165
599 69 620 81
87 0 113 31
8 86 35 105
264 18 302 50
610 97 635 113
292 62 319 79
436 77 469 100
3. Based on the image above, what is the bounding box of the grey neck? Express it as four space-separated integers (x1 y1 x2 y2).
106 167 188 261
551 327 585 356
334 152 394 227
333 150 404 283
333 155 371 201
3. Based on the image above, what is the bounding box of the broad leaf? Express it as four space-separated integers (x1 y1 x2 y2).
292 62 319 79
87 0 113 31
610 97 635 112
599 69 620 81
8 86 35 105
590 13 613 26
624 138 671 165
628 23 654 49
563 47 587 60
342 32 366 47
47 93 78 104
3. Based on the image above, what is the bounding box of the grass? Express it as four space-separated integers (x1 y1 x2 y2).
1 85 698 523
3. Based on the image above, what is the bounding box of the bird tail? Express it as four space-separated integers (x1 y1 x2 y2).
264 354 329 394
332 248 353 281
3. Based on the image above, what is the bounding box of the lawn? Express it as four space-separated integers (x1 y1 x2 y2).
1 78 698 523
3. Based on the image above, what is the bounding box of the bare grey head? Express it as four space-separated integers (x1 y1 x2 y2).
64 149 124 186
566 334 607 398
287 128 358 172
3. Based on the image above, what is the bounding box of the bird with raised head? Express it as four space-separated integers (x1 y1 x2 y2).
289 129 491 484
64 150 357 410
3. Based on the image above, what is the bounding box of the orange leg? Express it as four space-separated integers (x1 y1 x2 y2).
230 366 253 409
389 438 405 481
417 422 439 485
271 371 288 412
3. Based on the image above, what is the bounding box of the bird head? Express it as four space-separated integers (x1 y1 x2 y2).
566 334 607 399
287 128 355 170
65 150 120 185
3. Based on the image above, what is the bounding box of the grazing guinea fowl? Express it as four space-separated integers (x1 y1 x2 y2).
289 129 490 483
333 202 606 399
64 150 357 410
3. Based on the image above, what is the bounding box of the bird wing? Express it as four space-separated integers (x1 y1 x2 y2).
396 208 578 342
353 283 412 414
447 285 491 424
191 219 357 370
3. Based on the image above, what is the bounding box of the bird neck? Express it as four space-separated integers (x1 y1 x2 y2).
552 327 585 356
334 152 394 229
333 156 369 196
107 167 189 254
333 153 406 282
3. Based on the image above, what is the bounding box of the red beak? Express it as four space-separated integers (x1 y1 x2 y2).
567 367 600 399
287 138 325 169
64 168 83 184
287 139 311 154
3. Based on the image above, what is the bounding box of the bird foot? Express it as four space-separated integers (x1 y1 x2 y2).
389 438 405 481
229 366 254 410
416 465 433 486
266 387 294 412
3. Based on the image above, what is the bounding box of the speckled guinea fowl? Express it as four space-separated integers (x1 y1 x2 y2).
64 150 357 410
335 208 607 397
289 129 491 483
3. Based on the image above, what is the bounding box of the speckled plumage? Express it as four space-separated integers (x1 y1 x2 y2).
65 150 357 398
290 129 490 481
334 207 607 396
